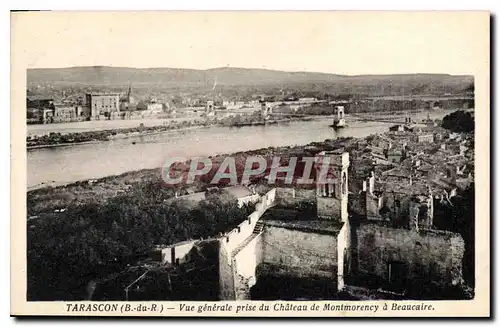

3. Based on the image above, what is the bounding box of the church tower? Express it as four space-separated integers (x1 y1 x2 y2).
314 150 349 222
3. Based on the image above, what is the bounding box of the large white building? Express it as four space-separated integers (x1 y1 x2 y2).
86 93 120 120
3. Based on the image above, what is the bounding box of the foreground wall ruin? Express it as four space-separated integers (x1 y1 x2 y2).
354 221 464 293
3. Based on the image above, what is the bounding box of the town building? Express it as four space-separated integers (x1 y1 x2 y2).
119 84 137 112
298 97 318 103
146 102 163 113
53 104 82 123
225 185 260 208
387 148 404 164
417 133 434 143
27 96 55 124
86 93 120 120
26 96 54 111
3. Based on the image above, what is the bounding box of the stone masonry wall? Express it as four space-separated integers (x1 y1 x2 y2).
317 197 342 221
218 240 235 300
232 234 263 300
356 222 464 288
218 188 276 300
274 188 315 207
260 226 338 280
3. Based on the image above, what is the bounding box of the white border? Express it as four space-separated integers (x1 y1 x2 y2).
4 1 498 326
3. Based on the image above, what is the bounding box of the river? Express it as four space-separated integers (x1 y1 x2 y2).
26 117 202 137
27 110 454 190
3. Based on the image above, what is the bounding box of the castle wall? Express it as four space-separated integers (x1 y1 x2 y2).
260 226 338 281
232 234 263 299
317 197 342 220
350 192 366 217
220 212 258 255
356 222 464 288
233 234 263 278
218 241 235 300
218 188 276 299
274 187 315 207
220 188 276 256
160 240 197 265
337 220 350 290
366 193 382 220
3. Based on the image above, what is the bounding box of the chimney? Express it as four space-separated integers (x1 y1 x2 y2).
369 174 375 195
427 194 434 227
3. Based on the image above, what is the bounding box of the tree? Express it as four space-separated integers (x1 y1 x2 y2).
441 110 474 133
27 185 250 301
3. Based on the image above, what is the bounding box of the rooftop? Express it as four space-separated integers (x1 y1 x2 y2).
170 191 206 203
224 185 254 199
27 96 53 101
261 208 344 233
263 219 344 234
86 92 120 96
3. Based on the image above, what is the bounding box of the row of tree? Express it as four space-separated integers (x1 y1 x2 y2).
441 110 475 133
27 184 249 301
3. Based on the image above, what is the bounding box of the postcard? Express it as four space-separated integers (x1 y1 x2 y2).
11 11 490 317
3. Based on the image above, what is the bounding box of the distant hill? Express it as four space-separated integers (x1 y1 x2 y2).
27 66 474 96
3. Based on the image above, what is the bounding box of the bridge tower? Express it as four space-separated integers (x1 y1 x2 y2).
206 100 214 112
260 102 272 120
333 106 346 128
314 150 349 222
206 100 215 117
337 106 345 120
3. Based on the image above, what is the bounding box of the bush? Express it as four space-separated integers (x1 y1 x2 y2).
441 110 474 133
27 187 247 301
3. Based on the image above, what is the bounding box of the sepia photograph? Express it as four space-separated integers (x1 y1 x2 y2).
11 10 490 317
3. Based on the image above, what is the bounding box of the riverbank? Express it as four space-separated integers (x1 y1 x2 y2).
27 108 448 149
27 109 456 190
26 135 354 301
27 136 354 216
26 115 320 149
26 124 209 151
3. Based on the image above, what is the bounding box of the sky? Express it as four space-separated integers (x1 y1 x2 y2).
11 11 489 75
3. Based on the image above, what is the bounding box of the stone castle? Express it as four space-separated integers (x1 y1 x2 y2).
126 150 466 301
220 150 464 299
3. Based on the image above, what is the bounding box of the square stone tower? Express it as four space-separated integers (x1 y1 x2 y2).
336 106 345 120
206 100 214 113
315 150 349 222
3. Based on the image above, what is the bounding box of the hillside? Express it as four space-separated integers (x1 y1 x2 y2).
27 66 473 95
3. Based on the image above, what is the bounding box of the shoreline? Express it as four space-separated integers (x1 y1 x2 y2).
26 108 457 150
26 116 326 150
27 134 350 193
27 124 210 151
